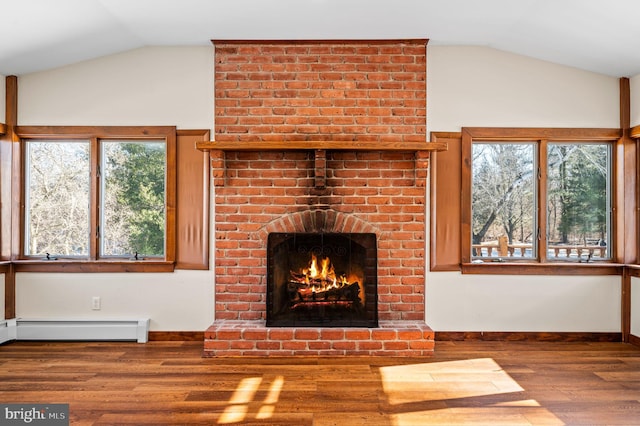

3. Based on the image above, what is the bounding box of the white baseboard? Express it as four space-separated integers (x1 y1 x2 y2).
9 318 149 343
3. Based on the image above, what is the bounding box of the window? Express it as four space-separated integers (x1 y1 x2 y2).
25 140 91 257
100 140 166 258
462 128 620 267
16 126 176 271
471 142 536 260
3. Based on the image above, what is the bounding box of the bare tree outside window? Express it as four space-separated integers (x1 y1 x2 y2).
471 143 535 259
25 141 90 256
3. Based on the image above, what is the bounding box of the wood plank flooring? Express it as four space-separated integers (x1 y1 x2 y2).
1 340 640 425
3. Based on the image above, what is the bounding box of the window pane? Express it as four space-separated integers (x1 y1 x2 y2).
547 143 610 260
471 143 536 260
101 140 166 257
25 141 90 256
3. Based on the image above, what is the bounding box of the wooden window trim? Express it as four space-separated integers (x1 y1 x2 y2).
632 124 640 266
175 129 210 270
430 132 462 271
13 126 177 273
440 127 623 275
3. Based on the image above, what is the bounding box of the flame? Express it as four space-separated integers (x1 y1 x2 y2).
290 252 365 305
301 254 349 291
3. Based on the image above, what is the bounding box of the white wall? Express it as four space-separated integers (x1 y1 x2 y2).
426 46 622 332
427 273 620 332
15 46 215 331
632 277 640 337
427 46 619 131
15 271 212 331
19 46 214 130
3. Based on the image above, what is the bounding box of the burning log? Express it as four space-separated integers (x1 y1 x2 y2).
291 281 360 303
286 253 362 313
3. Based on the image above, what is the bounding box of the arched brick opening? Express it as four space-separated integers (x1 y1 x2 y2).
257 209 383 241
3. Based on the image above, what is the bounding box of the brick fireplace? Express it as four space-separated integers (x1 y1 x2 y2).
202 40 438 356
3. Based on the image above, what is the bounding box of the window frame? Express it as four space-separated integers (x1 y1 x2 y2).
13 126 176 272
460 127 623 275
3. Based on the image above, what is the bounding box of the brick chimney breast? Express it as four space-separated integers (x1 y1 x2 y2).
214 40 427 142
211 40 427 324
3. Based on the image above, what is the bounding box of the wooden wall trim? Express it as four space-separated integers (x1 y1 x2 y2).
148 331 204 341
619 78 635 343
435 331 623 342
115 330 639 343
618 78 636 264
622 267 631 342
3 76 17 319
462 127 621 140
5 76 17 127
4 264 15 319
429 132 462 271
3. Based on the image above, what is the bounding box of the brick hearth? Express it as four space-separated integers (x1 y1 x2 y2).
204 40 434 356
204 320 434 356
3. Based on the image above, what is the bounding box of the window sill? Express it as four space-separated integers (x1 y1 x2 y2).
12 260 175 273
625 265 640 278
461 262 624 275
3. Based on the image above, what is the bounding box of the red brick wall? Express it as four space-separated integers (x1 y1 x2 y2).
214 41 426 142
212 40 428 323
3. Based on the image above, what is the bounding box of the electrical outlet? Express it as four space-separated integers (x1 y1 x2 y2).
91 296 101 310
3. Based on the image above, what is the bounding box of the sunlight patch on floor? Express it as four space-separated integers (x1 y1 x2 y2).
388 407 564 426
218 376 284 424
492 399 541 407
380 358 522 405
379 358 565 426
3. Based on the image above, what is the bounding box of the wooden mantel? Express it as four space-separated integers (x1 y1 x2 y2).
197 139 445 190
196 140 448 152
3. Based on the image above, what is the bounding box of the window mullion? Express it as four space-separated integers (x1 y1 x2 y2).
89 137 99 260
538 139 548 262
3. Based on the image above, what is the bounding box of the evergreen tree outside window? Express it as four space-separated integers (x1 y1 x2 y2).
547 143 610 260
101 140 166 257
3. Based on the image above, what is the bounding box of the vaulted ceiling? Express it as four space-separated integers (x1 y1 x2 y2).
3 0 640 77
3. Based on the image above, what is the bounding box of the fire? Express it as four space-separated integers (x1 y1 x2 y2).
301 254 349 291
288 252 363 306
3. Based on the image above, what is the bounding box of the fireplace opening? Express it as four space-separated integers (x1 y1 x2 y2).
267 233 378 327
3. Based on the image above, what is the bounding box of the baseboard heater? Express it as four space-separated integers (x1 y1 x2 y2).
0 318 149 344
0 319 17 344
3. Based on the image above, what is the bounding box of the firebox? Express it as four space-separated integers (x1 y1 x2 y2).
267 233 378 327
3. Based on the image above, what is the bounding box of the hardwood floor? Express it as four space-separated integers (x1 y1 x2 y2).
1 340 640 425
